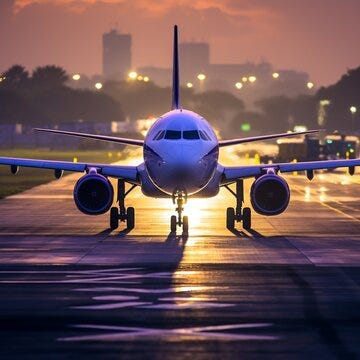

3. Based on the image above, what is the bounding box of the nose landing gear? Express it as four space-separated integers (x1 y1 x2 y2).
171 189 189 234
224 179 251 230
110 179 137 230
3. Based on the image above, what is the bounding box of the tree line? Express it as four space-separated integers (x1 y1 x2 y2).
1 64 359 137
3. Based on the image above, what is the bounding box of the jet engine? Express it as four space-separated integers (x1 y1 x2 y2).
250 173 290 216
73 169 114 215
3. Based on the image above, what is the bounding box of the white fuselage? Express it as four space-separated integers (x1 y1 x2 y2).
143 109 219 196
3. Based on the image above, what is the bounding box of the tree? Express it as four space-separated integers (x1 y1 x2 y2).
1 64 29 89
31 65 68 90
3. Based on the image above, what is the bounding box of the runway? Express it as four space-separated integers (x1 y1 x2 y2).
0 155 359 358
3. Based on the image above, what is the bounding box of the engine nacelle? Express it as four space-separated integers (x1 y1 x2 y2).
73 171 114 215
250 173 290 216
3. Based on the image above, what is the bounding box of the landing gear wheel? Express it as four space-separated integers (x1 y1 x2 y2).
110 207 119 229
126 207 135 229
170 215 177 233
182 216 189 234
242 207 251 230
226 207 235 230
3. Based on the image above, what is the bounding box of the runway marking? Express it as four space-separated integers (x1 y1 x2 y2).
58 323 280 342
293 185 360 223
74 286 215 293
72 301 151 310
138 302 234 310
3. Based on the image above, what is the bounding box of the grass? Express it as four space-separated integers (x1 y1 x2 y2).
0 149 125 199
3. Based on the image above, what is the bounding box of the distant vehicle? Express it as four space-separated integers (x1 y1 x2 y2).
274 135 320 163
323 134 358 160
1 26 360 234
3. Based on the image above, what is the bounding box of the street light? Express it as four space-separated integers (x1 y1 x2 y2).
248 75 257 83
350 106 357 114
197 73 206 81
307 81 314 89
128 71 138 80
94 82 103 90
72 74 81 81
235 82 243 89
143 76 150 82
272 72 279 79
242 76 248 82
186 82 193 88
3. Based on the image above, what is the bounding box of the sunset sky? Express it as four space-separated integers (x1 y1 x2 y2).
1 0 360 86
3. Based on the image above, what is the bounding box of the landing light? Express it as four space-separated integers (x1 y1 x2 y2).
350 106 357 114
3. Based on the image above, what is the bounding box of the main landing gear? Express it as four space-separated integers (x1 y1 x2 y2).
224 179 251 230
170 189 189 234
110 179 137 230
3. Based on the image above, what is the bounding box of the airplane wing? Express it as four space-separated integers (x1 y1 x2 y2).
0 157 139 182
222 158 360 183
218 129 319 147
34 128 144 147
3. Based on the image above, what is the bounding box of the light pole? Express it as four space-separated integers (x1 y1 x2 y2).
197 73 206 92
350 105 357 132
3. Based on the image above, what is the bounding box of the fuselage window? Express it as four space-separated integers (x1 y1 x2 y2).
154 130 165 140
183 130 200 140
165 130 181 139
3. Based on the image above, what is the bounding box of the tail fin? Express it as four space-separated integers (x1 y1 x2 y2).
171 25 180 110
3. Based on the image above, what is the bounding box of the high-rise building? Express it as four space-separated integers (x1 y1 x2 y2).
102 29 131 80
179 42 210 82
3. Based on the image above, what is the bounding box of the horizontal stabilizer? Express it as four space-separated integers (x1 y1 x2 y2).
34 128 144 147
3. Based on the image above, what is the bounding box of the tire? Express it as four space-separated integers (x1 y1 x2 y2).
110 207 119 229
242 207 251 230
182 216 189 234
170 215 177 233
126 207 135 229
226 207 235 230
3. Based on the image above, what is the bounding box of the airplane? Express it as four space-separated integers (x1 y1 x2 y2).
1 25 360 234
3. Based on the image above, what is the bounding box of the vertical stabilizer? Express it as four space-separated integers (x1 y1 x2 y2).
171 25 180 110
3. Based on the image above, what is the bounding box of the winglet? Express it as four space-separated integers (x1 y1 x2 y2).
171 25 180 110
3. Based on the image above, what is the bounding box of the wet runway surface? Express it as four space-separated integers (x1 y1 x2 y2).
0 166 360 358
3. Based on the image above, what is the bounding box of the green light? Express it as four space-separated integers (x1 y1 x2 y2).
326 139 333 144
241 123 251 132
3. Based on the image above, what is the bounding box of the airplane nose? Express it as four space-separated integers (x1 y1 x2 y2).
171 163 193 181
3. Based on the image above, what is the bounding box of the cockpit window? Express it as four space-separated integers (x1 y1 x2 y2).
153 130 165 140
199 130 210 141
183 130 200 140
199 130 210 140
165 130 181 139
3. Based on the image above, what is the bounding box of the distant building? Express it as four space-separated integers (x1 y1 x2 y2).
102 29 131 80
179 42 210 82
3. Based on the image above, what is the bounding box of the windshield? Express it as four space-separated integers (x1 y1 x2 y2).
183 130 200 140
164 130 181 139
